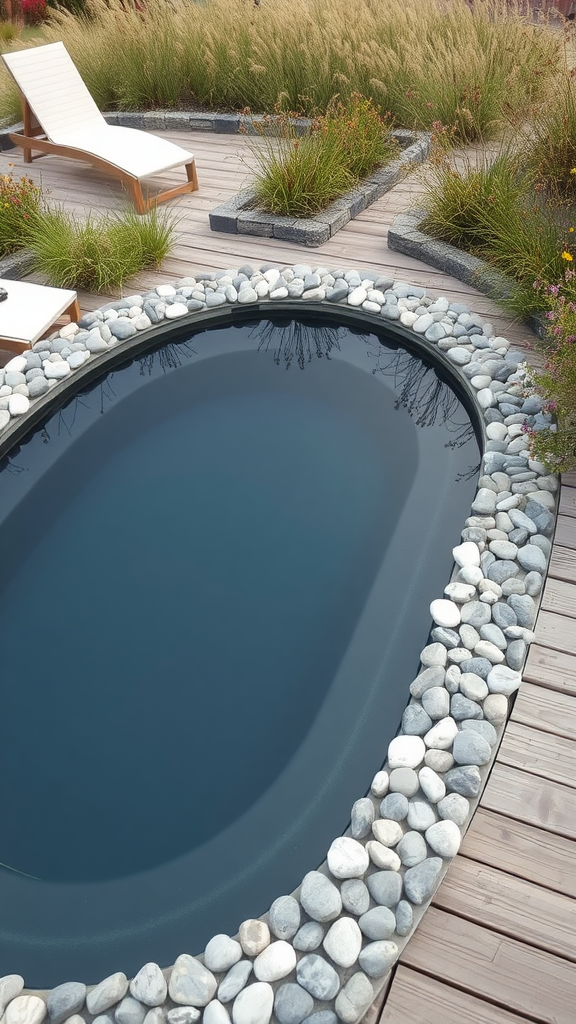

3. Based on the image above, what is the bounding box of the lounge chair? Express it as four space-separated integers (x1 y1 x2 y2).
1 41 199 214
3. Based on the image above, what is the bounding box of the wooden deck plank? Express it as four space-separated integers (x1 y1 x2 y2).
481 763 576 839
562 471 576 488
554 514 576 549
548 544 576 583
432 857 576 961
534 608 576 656
498 720 576 788
512 680 576 741
400 906 576 1024
541 577 576 619
460 807 576 898
523 644 576 695
380 967 532 1024
559 487 576 518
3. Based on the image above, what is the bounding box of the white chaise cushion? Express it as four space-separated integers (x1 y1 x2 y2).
52 125 194 180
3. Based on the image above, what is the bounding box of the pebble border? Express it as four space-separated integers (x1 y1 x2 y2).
208 131 429 247
0 264 558 1024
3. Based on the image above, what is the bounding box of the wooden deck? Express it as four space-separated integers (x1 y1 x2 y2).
1 132 575 1023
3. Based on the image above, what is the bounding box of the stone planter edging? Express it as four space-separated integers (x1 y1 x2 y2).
0 264 557 1024
208 132 429 247
387 208 545 338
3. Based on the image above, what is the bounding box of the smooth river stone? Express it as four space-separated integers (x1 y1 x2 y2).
47 983 86 1024
204 1002 231 1024
371 819 403 847
115 997 147 1024
218 962 253 1004
204 936 243 973
327 837 369 879
487 665 522 695
366 870 403 908
406 799 437 831
388 767 419 797
323 918 363 968
239 920 270 957
396 831 427 867
444 765 482 797
387 735 425 769
167 1009 201 1024
430 599 461 628
379 793 408 821
358 907 396 941
0 978 25 1018
268 896 301 941
394 901 413 937
169 956 217 1007
424 716 458 750
358 941 398 979
293 922 325 952
452 542 481 567
296 956 341 1001
402 857 443 905
274 985 314 1024
340 879 370 917
5 997 46 1024
350 797 375 839
87 975 129 1016
334 973 374 1024
425 820 462 858
253 942 296 983
366 841 401 871
418 767 446 803
437 793 470 826
299 872 342 922
232 984 274 1024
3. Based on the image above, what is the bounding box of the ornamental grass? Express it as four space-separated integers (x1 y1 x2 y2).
0 165 41 257
0 0 561 142
23 204 176 292
249 96 399 217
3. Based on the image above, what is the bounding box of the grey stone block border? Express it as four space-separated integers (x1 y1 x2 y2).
208 132 429 246
387 208 545 338
0 263 557 1024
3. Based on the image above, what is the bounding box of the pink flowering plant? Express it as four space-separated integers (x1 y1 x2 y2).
0 165 42 258
524 255 576 472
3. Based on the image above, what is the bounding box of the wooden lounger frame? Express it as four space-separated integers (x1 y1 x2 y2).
10 94 199 215
0 294 81 354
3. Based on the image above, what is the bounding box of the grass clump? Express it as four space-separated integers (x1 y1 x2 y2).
0 165 41 257
250 95 399 217
23 204 176 291
0 0 562 140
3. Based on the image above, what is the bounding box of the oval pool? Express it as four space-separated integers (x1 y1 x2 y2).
0 311 480 986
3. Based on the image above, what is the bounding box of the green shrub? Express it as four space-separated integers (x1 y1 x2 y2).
23 203 176 291
0 165 42 257
249 95 399 217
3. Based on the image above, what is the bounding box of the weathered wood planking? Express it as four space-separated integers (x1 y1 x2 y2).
481 763 576 839
497 720 576 788
432 857 576 961
559 487 576 518
562 471 576 489
534 609 576 657
400 906 576 1024
541 577 576 619
554 514 576 549
523 643 576 694
548 544 576 584
460 807 576 898
380 967 531 1024
512 680 576 740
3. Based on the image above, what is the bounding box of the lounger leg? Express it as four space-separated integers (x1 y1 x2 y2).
127 177 148 215
65 297 81 324
187 159 199 191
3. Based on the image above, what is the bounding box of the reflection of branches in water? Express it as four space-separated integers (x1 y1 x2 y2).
138 341 197 376
370 346 476 451
252 320 342 369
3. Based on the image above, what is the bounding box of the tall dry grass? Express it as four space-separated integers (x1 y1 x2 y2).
0 0 563 139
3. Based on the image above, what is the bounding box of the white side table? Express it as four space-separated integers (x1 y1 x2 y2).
0 278 80 353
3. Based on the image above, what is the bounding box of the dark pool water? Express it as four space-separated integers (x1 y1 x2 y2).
0 313 480 985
